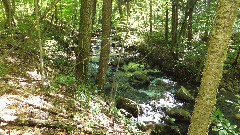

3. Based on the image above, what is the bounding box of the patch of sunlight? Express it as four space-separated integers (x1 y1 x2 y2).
27 70 41 80
0 114 18 122
27 95 53 109
18 3 33 14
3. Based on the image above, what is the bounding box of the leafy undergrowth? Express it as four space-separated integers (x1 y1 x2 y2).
0 79 144 135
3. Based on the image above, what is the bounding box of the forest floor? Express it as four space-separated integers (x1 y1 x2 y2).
0 76 142 135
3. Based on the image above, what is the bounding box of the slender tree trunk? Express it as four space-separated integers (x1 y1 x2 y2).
179 0 198 38
118 1 123 19
92 0 97 27
35 0 45 87
97 0 112 90
187 10 193 46
171 0 178 58
2 0 15 27
165 2 169 45
126 0 130 17
149 0 153 34
187 0 240 134
75 0 93 83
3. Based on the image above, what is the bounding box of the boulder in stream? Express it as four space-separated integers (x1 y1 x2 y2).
116 97 143 118
174 86 195 102
130 71 150 88
166 108 191 123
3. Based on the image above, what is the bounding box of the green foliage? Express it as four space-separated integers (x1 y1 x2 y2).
233 95 240 110
75 84 100 102
51 73 76 89
0 64 8 77
211 108 239 135
109 104 143 134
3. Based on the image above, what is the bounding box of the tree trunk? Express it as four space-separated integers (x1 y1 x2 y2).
75 0 93 83
35 0 45 88
165 2 169 45
179 0 198 38
126 0 131 17
118 1 123 19
187 0 240 134
97 0 112 90
187 10 193 46
2 0 16 27
149 0 153 34
171 0 178 58
92 0 97 27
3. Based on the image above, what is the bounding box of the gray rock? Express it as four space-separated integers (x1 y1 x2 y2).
130 71 150 88
174 86 194 102
116 97 143 118
166 108 191 123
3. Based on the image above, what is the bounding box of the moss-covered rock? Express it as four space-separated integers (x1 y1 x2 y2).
149 78 172 91
174 86 194 102
116 97 143 118
130 71 150 88
166 108 191 123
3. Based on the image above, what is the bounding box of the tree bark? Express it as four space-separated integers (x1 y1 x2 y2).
171 0 178 58
179 0 198 38
97 0 112 90
2 0 15 27
165 2 169 45
118 0 123 19
149 0 153 34
187 10 193 46
92 0 97 27
187 0 240 134
35 0 45 88
75 0 93 83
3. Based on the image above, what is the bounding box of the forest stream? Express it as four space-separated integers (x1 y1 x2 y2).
85 32 240 134
115 71 240 135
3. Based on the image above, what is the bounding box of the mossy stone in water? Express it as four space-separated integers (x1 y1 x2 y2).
174 86 194 102
116 97 143 118
167 108 191 123
130 71 150 88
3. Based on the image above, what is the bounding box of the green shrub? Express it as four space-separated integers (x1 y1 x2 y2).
51 73 76 89
0 64 8 77
211 108 239 135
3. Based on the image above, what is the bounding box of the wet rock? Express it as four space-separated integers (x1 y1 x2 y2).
166 108 191 123
116 97 143 118
130 71 150 88
149 78 173 91
174 86 194 102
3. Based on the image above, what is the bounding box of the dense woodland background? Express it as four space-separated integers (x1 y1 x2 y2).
0 0 240 134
